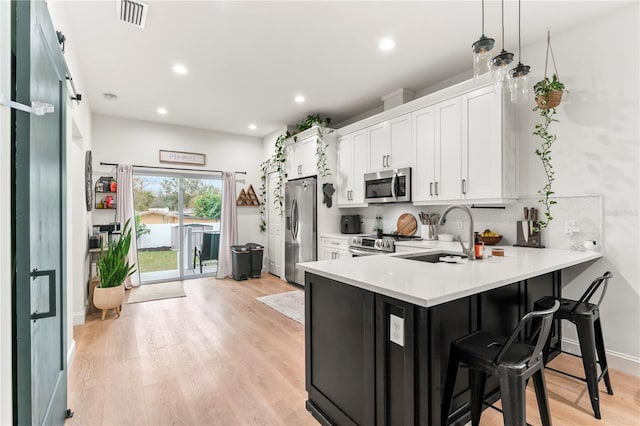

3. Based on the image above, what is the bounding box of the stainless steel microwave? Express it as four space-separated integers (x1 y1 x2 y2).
364 167 411 203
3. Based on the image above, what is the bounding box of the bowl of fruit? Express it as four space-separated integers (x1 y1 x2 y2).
479 229 502 245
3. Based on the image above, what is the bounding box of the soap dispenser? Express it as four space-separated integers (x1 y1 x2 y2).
474 232 484 259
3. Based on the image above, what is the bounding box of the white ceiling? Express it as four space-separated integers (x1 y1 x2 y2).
59 1 627 138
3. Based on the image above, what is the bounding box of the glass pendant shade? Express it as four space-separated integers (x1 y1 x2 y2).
492 50 514 86
472 36 495 80
509 62 531 102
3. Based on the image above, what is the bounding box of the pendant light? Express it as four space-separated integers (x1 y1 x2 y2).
472 0 495 81
509 0 531 102
492 0 514 86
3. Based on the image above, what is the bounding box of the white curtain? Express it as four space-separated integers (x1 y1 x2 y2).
116 164 140 288
216 171 237 278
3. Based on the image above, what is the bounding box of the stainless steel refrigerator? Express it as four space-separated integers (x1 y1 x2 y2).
285 177 317 286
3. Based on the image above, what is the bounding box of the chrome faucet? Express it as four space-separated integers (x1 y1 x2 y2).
438 204 476 260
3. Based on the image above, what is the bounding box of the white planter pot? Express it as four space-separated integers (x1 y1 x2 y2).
93 284 125 320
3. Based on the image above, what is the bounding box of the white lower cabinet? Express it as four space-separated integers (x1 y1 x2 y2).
320 235 352 260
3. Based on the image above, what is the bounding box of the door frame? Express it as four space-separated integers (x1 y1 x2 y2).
13 0 68 423
0 0 13 423
134 170 223 284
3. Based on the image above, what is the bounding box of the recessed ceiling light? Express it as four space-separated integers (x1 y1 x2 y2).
248 124 257 130
157 107 168 115
294 95 305 103
103 92 118 101
172 64 188 75
379 37 396 51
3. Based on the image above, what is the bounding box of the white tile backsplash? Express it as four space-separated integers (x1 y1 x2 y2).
341 195 603 251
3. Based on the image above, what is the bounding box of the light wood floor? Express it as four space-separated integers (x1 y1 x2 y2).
67 274 640 425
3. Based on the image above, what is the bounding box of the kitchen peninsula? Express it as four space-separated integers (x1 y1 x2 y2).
299 245 601 425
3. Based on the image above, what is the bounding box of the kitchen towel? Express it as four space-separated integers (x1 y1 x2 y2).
322 183 335 208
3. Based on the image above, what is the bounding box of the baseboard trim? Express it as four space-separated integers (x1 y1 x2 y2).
73 309 85 325
562 337 640 377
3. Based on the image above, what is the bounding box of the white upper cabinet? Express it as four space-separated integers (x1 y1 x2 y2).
368 122 389 171
413 85 516 205
461 85 517 201
413 98 462 202
338 79 516 206
337 130 368 207
435 97 463 201
286 135 317 179
366 113 414 172
413 106 436 201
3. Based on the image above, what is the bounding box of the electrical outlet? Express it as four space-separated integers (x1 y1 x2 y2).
456 219 463 230
564 220 580 236
389 314 404 347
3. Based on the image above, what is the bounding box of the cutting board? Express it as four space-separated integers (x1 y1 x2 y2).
397 213 417 236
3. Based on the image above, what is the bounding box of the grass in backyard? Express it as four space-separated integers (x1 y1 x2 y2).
137 250 177 273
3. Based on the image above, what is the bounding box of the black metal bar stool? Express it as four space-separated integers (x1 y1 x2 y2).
441 301 560 426
534 271 613 419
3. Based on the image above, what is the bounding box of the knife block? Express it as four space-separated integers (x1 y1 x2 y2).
514 220 545 248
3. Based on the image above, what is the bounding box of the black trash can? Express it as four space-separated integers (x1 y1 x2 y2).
231 245 250 281
246 243 264 278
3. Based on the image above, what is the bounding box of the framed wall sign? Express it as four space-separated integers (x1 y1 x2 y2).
159 149 206 166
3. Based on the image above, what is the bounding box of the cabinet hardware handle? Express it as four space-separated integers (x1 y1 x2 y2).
462 179 466 194
386 155 390 167
382 156 385 168
430 182 433 196
435 182 439 196
331 242 339 245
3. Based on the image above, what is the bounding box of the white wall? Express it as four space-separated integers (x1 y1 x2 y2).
516 4 639 374
91 114 264 252
48 2 94 352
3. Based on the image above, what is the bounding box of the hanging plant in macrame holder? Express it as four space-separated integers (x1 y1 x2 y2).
534 31 565 110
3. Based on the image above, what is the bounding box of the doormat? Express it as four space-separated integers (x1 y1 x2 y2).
126 281 186 304
257 290 304 325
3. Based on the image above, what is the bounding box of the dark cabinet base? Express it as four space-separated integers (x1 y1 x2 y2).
305 270 561 426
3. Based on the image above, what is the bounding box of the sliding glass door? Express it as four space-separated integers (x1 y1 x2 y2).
133 172 222 284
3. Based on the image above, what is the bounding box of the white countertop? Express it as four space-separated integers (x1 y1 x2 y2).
299 243 602 308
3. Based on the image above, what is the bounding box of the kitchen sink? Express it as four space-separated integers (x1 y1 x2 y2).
397 251 468 263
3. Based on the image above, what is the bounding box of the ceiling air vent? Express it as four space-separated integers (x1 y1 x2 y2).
116 0 148 29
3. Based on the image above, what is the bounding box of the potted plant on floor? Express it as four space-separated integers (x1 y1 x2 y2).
94 218 136 320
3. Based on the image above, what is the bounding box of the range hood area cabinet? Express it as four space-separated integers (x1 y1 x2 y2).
413 84 517 205
366 113 414 173
336 130 368 207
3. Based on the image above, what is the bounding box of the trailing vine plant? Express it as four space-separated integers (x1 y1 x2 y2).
258 114 332 232
532 107 557 231
532 75 565 231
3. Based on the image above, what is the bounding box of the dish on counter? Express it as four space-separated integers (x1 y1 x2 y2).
479 235 502 245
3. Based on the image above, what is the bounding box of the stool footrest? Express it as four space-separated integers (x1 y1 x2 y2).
548 350 609 384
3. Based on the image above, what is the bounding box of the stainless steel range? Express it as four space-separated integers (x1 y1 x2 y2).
348 236 396 256
348 234 423 256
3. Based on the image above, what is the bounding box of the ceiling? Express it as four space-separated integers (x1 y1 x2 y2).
59 1 627 138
